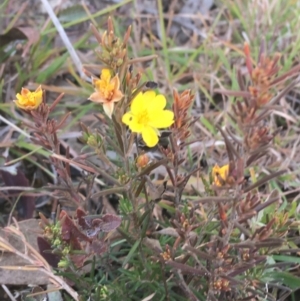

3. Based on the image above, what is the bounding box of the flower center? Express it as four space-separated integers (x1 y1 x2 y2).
99 80 115 101
21 93 35 105
28 94 36 105
137 110 149 125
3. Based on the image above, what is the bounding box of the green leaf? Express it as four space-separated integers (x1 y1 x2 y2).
272 255 300 265
265 271 300 290
36 53 68 83
122 239 141 267
200 116 216 135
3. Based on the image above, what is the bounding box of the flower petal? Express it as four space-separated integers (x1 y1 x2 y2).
148 94 166 112
14 86 43 110
142 126 159 147
16 93 25 104
101 69 111 82
212 164 229 187
35 85 42 93
131 92 146 115
112 90 124 102
21 87 30 96
122 112 144 133
130 120 144 132
122 113 144 133
143 90 157 102
122 112 133 125
91 77 101 89
148 110 174 128
88 92 105 103
103 102 115 118
34 89 43 108
110 74 120 91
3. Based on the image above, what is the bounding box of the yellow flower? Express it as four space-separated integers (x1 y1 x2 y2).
14 85 43 110
122 91 174 147
212 164 230 187
89 68 123 118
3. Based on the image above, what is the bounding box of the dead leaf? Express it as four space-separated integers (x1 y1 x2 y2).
143 237 162 252
0 219 50 285
153 227 179 237
0 26 40 56
145 175 166 201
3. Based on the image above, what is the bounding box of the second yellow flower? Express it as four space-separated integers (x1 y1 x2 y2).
122 91 174 147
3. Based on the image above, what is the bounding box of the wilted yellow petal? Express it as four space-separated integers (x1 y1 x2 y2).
212 164 230 187
14 85 43 110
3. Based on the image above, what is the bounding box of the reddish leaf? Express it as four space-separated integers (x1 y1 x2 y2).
82 214 122 237
98 214 122 232
86 228 101 238
60 212 72 241
60 212 90 244
91 239 107 255
37 236 60 268
76 207 87 229
91 218 103 228
70 254 87 268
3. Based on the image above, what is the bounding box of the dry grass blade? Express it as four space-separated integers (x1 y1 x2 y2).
39 0 88 81
0 222 79 300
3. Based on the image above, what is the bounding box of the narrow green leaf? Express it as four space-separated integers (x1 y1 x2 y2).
272 255 300 265
200 116 216 135
36 53 68 83
265 271 300 290
122 239 141 267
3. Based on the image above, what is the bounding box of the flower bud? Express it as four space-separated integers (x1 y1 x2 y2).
136 154 150 168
